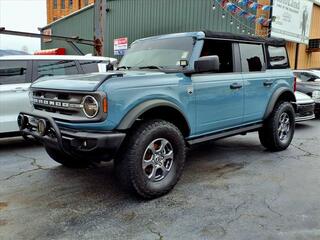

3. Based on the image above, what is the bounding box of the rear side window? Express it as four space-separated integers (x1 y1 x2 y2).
36 60 78 79
239 43 265 72
79 60 102 73
0 60 28 84
268 46 289 69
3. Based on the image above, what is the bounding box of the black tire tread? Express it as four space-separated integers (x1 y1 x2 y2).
115 119 186 199
259 101 295 152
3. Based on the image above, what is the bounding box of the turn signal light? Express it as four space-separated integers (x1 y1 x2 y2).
103 97 108 113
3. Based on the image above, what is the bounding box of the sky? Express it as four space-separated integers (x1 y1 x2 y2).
0 0 46 53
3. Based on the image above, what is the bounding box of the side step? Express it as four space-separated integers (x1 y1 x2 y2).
187 123 263 145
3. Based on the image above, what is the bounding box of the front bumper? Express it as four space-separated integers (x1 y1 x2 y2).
295 102 315 122
18 112 126 161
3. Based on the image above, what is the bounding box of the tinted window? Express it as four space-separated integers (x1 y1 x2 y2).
201 40 234 73
79 60 102 73
36 60 78 79
0 60 27 84
268 46 289 68
240 43 265 72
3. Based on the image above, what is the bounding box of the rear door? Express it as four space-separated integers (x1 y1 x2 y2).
239 43 271 123
0 60 32 133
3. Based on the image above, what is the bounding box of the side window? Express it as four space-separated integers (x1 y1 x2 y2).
200 40 234 73
268 46 289 68
0 60 28 84
36 60 78 79
79 60 101 73
239 43 265 72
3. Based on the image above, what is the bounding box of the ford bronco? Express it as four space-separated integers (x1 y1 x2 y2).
18 31 296 198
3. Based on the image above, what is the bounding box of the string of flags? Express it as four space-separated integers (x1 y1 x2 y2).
214 0 272 27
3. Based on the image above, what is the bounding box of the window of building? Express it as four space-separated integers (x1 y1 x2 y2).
268 46 289 69
0 61 28 84
36 60 78 79
61 0 65 9
53 0 58 9
69 0 73 7
239 43 265 72
83 0 89 6
200 40 234 73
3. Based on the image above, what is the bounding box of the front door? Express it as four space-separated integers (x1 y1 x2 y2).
192 40 244 135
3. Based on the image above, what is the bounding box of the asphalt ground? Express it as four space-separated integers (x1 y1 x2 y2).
0 119 320 240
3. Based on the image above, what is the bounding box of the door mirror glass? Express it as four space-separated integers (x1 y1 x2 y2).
194 55 220 73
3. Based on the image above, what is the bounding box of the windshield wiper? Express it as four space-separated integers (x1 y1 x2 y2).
117 66 131 70
139 66 164 70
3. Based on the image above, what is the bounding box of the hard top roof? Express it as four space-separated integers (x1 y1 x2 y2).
203 31 286 46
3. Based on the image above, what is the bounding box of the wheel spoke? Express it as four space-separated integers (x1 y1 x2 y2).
164 150 173 160
142 159 153 170
158 139 169 153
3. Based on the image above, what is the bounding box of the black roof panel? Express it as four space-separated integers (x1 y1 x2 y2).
203 30 286 46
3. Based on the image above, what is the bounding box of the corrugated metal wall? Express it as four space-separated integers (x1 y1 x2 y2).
105 0 254 57
42 6 94 55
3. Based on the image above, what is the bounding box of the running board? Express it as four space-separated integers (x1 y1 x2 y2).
187 123 263 145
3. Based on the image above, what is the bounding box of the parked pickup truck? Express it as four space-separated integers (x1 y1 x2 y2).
19 31 296 199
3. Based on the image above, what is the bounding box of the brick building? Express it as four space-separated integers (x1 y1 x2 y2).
47 0 95 24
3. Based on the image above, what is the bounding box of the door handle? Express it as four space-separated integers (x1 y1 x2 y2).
263 80 274 87
230 83 243 90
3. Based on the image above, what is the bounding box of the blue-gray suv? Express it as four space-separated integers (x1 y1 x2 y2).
19 31 296 198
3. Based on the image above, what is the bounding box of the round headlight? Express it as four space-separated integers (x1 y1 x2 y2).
82 95 99 118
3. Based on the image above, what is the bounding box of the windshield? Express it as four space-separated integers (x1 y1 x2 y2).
118 37 195 70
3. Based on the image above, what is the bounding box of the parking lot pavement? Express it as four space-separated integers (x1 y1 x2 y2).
0 121 319 240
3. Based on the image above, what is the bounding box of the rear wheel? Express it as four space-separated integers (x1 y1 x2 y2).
259 101 295 151
45 146 90 168
114 119 186 199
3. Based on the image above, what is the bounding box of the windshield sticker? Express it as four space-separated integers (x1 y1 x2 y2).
181 51 189 59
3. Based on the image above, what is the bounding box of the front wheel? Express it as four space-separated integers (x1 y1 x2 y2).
259 102 295 151
114 120 186 199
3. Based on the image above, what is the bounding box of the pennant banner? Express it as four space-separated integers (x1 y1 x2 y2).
215 0 272 26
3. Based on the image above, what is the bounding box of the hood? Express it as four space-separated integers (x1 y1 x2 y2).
295 91 314 104
31 71 166 92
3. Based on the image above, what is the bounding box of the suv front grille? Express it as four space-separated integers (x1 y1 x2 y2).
32 90 84 116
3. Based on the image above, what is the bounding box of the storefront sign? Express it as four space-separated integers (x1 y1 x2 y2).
271 0 314 44
312 0 320 6
114 37 128 56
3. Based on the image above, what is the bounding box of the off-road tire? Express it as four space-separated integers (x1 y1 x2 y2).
259 101 295 151
45 146 90 168
114 119 186 199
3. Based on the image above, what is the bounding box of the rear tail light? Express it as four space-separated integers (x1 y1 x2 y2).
293 77 297 92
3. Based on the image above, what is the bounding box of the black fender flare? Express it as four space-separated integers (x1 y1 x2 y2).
263 87 296 120
117 99 190 130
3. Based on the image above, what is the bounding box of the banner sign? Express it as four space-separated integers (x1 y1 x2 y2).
271 0 313 44
114 37 128 56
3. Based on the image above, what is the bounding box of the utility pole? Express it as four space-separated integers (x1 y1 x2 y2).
94 0 106 56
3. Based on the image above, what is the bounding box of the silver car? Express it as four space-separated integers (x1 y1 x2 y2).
0 55 117 138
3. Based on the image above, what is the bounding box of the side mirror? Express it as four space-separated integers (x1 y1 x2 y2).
194 55 220 73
